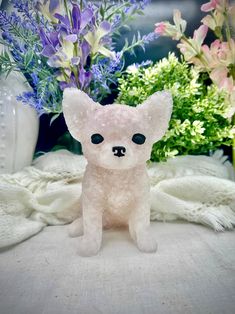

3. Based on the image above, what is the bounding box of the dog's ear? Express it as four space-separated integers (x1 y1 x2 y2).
62 88 101 142
137 91 173 143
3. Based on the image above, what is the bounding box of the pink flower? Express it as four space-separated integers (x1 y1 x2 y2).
153 1 235 116
210 67 234 93
177 39 197 62
201 43 216 68
200 38 235 72
154 22 166 35
209 65 235 118
155 9 186 40
201 11 224 30
173 9 187 34
201 0 219 12
177 25 208 66
193 25 208 48
208 39 234 67
154 22 182 40
201 0 228 13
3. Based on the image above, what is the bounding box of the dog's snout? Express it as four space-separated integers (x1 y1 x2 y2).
112 146 126 157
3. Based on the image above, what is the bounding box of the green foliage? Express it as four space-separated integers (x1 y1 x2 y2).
117 53 235 161
0 50 17 77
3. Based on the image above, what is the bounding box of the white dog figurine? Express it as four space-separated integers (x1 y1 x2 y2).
63 88 172 256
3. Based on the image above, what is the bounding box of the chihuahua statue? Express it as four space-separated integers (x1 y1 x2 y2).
63 88 172 256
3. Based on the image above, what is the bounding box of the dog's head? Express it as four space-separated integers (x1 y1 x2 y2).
63 88 172 170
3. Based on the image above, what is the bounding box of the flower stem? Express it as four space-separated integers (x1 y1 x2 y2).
230 65 235 80
64 0 72 24
80 0 83 11
224 6 231 43
105 3 128 21
64 0 69 17
61 68 69 82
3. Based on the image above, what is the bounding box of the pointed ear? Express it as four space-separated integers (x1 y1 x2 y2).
62 88 101 142
138 91 173 142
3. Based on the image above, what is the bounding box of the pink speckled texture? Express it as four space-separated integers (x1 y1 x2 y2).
62 88 172 256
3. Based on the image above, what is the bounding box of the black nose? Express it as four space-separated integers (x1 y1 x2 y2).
112 146 126 157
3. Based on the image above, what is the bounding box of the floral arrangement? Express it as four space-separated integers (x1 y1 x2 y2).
0 0 155 116
154 0 235 117
118 0 235 162
154 0 235 162
117 53 235 162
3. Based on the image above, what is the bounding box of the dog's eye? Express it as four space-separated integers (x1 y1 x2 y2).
91 133 104 144
132 133 146 145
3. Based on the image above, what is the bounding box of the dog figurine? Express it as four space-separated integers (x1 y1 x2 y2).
63 88 172 256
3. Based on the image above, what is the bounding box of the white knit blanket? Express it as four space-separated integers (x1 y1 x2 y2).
0 150 235 249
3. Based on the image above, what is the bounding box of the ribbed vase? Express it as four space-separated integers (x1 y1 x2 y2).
0 72 39 174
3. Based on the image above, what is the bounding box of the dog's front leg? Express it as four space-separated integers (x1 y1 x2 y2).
77 195 103 257
129 199 157 253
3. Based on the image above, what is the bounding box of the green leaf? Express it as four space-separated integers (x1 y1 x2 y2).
5 67 13 78
136 10 145 16
24 51 34 68
100 5 105 19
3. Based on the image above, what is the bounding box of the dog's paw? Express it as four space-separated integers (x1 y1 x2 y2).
68 218 83 238
77 236 101 257
136 235 158 254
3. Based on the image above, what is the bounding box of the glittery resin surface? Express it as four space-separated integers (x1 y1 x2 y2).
63 88 172 256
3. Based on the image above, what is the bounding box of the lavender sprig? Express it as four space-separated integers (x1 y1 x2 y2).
11 0 39 32
122 32 158 55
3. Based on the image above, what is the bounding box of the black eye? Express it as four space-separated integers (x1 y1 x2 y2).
132 133 146 145
91 133 104 144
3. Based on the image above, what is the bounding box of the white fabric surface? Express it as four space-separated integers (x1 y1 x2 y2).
0 149 235 249
0 222 234 314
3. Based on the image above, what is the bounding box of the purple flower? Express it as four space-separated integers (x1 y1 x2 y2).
130 0 151 9
0 11 21 33
49 0 61 13
84 21 114 58
142 32 158 44
0 0 154 111
54 4 93 36
41 45 57 57
90 51 124 100
39 28 59 57
12 0 39 32
71 57 80 66
79 66 92 89
17 91 44 116
34 0 64 23
31 72 39 86
59 81 77 90
81 40 90 65
1 31 14 44
53 13 70 32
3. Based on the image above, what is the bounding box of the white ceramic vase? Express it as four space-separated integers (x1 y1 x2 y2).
0 3 39 174
0 72 39 174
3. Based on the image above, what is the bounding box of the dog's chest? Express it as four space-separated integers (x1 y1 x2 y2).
104 173 135 209
107 185 133 210
84 165 148 227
